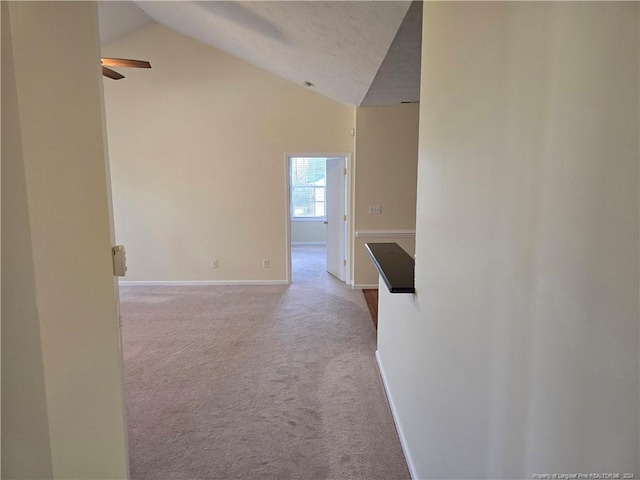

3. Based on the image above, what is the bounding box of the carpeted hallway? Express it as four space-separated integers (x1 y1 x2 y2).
120 245 409 479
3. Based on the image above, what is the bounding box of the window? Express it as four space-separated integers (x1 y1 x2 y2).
290 157 326 218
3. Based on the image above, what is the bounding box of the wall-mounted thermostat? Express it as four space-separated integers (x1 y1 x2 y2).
112 245 127 277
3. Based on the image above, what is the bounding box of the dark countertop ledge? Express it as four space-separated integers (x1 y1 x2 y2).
365 242 415 294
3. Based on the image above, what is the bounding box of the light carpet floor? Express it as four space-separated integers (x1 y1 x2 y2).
120 245 410 479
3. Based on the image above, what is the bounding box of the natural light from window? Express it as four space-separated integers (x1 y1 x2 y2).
290 157 326 219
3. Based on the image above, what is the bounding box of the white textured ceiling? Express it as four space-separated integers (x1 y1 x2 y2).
360 1 422 106
97 1 420 106
97 1 155 46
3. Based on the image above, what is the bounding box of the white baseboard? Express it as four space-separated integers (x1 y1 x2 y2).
375 351 418 480
351 283 378 290
118 280 289 287
291 242 327 246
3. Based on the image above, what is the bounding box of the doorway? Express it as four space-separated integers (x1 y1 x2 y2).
285 154 350 284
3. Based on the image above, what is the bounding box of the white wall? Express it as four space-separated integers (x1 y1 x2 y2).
103 25 354 283
377 3 639 478
353 105 419 287
1 3 129 478
291 220 327 243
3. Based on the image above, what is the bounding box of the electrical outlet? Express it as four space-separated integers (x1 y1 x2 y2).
211 259 218 268
263 259 270 268
368 205 382 214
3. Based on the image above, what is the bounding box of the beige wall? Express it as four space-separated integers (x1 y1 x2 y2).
1 3 53 477
377 2 639 478
103 25 354 283
353 105 419 286
1 2 129 478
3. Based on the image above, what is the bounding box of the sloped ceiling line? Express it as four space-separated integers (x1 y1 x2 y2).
98 1 421 107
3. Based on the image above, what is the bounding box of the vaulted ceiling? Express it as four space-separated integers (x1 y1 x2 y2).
97 1 421 106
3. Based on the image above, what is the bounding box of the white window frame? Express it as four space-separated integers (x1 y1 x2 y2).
290 158 326 220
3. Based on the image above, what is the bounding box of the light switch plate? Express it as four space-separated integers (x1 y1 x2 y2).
112 245 127 277
369 205 381 214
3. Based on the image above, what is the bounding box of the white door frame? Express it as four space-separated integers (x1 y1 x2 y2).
284 153 352 285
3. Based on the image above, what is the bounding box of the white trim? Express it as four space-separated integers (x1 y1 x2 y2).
284 156 293 285
348 152 355 286
286 152 348 159
291 217 327 222
118 280 289 287
291 242 327 246
355 229 416 239
351 283 379 290
375 351 418 480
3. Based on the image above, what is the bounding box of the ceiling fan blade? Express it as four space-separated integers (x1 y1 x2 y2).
102 66 125 80
101 57 151 69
